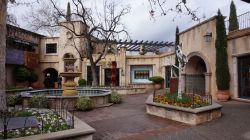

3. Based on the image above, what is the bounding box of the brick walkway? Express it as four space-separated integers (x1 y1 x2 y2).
75 94 250 140
75 93 189 140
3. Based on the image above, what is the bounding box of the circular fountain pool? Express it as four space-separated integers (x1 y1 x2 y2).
21 89 112 109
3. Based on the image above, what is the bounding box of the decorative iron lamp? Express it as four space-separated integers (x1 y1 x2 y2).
203 32 212 42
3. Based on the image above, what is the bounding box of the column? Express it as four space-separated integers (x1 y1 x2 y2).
204 73 212 95
232 57 238 98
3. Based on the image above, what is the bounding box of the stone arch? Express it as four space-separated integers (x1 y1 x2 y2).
43 68 58 88
185 51 211 73
182 51 211 95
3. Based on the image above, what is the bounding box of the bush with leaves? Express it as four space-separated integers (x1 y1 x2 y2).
78 79 87 87
110 91 122 104
148 76 164 84
75 97 92 111
7 95 23 107
13 66 31 82
30 96 49 108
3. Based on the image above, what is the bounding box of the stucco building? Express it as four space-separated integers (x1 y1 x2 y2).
5 10 250 101
179 12 250 101
38 21 176 92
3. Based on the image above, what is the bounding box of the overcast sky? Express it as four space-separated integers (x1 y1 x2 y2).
9 0 250 42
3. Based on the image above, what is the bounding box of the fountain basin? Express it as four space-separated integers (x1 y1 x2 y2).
60 72 81 77
21 89 112 109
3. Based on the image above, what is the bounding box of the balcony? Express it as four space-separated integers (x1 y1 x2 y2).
226 11 250 33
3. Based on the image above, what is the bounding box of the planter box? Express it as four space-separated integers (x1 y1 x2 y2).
13 116 95 140
146 95 222 125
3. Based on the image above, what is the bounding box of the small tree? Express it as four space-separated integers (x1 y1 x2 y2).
229 0 239 32
215 10 230 90
175 26 179 76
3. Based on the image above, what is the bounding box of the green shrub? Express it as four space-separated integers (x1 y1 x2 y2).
30 96 49 108
15 111 33 117
13 66 31 82
110 91 122 104
28 71 38 83
75 97 92 111
78 79 87 87
7 95 23 107
148 76 164 84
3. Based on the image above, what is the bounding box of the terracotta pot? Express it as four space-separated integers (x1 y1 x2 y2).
154 83 162 90
31 82 40 89
216 90 230 101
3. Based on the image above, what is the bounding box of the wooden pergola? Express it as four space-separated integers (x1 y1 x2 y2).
101 39 174 52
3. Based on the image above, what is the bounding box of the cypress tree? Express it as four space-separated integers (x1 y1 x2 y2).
229 0 239 31
175 26 179 76
66 2 71 21
215 10 230 90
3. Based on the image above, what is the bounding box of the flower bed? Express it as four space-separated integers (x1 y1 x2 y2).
154 93 211 108
0 109 70 139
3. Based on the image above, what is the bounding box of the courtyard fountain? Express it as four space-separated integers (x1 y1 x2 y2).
60 56 81 96
21 55 112 109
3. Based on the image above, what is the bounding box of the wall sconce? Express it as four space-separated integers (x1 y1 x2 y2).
203 32 212 42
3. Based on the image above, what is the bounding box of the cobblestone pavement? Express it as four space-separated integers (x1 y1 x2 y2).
75 94 250 140
75 93 189 140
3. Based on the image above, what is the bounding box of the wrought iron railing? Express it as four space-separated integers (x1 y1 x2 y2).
226 11 250 32
0 96 75 139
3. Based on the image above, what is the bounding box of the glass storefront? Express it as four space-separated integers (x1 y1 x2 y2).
238 55 250 99
130 65 153 84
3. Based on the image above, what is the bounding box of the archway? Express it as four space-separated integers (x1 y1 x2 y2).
184 55 207 95
43 68 58 88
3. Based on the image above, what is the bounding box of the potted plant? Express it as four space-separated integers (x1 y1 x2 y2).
215 10 231 101
149 76 164 90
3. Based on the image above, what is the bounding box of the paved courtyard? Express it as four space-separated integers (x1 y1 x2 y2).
75 93 250 140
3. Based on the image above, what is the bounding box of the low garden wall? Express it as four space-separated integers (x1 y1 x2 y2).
146 95 222 125
13 116 96 140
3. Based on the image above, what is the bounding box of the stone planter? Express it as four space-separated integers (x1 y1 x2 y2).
217 90 230 101
146 95 222 125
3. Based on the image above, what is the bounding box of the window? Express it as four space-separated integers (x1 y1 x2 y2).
134 70 150 79
131 65 153 84
46 43 57 54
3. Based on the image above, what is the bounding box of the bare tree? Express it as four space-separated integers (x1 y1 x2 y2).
148 0 200 21
28 0 130 86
